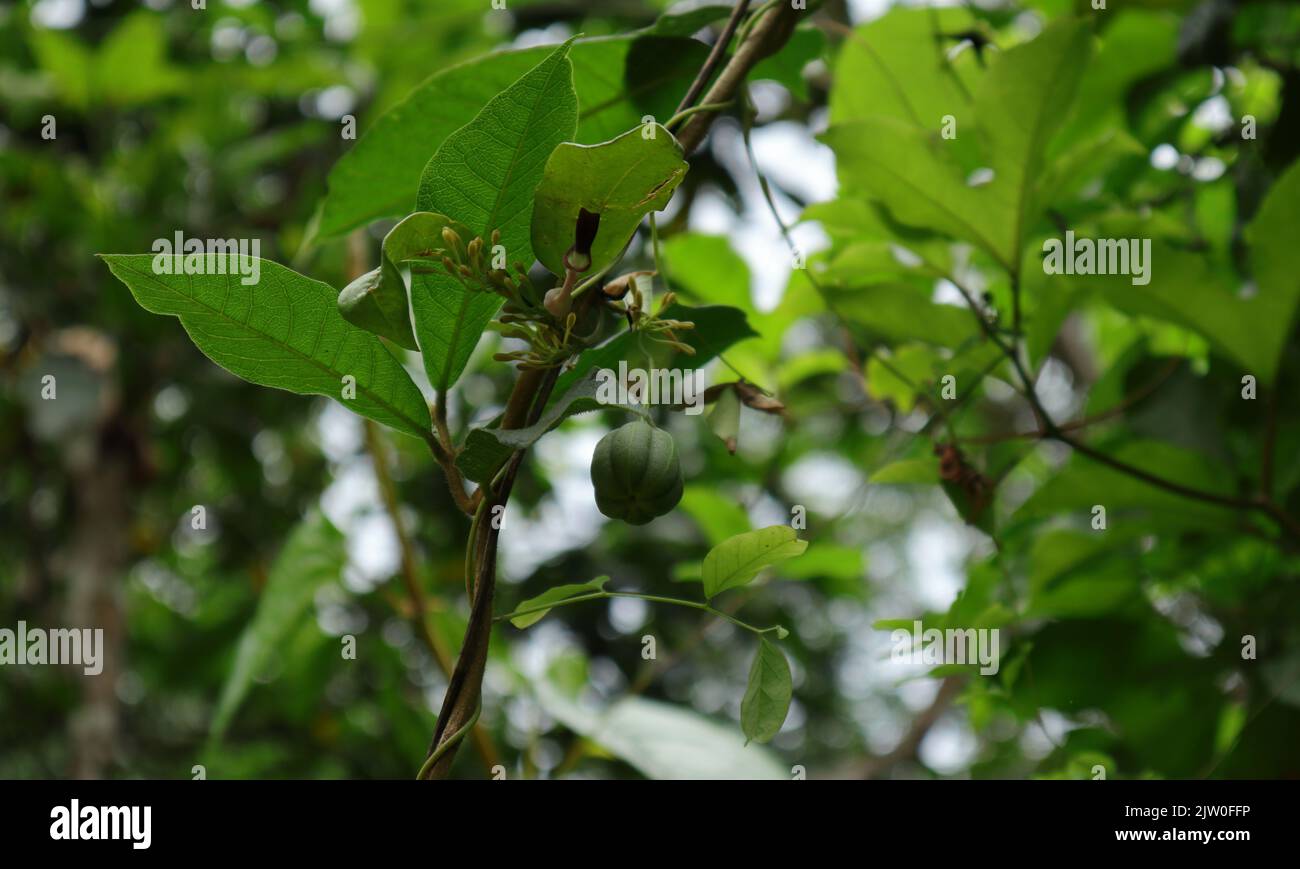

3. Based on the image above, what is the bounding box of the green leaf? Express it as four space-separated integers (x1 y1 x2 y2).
94 11 185 106
210 512 344 740
410 42 578 394
509 576 609 629
662 234 753 311
531 124 687 277
30 11 183 110
536 687 786 779
975 19 1092 267
456 369 649 485
318 37 702 239
338 212 466 350
679 485 751 547
701 525 809 599
822 281 980 348
647 4 734 37
823 19 1092 272
1085 242 1277 379
830 7 982 136
1244 157 1300 383
551 303 758 405
870 459 939 485
1016 440 1237 529
741 639 793 744
751 27 825 100
100 254 432 440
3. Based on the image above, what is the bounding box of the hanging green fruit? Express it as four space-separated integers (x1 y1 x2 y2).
590 420 684 525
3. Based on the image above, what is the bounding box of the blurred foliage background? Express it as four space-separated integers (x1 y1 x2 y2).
3 0 1300 780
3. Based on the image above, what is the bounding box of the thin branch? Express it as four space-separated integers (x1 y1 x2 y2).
1262 387 1279 499
860 676 964 779
673 0 752 118
676 1 801 155
364 420 502 772
496 590 786 637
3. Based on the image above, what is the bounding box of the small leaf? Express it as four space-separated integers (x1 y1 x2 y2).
211 512 344 741
531 123 688 277
510 576 609 628
338 212 467 351
701 525 809 599
741 639 792 744
100 254 432 440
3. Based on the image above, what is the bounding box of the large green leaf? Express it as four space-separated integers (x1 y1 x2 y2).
741 639 793 745
536 683 787 780
210 512 344 740
830 7 982 140
101 254 432 440
317 36 705 239
1244 158 1300 383
823 19 1092 272
531 123 687 277
411 42 578 394
1015 440 1238 529
661 234 753 311
701 525 809 600
822 281 981 349
1085 241 1278 378
975 19 1093 272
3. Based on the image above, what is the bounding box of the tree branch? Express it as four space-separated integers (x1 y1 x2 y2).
673 0 751 118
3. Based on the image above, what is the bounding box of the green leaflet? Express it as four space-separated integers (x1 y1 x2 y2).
318 36 704 239
530 123 687 277
701 525 809 600
741 639 793 745
337 212 469 350
100 254 432 440
411 42 578 394
508 576 610 629
210 511 345 741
